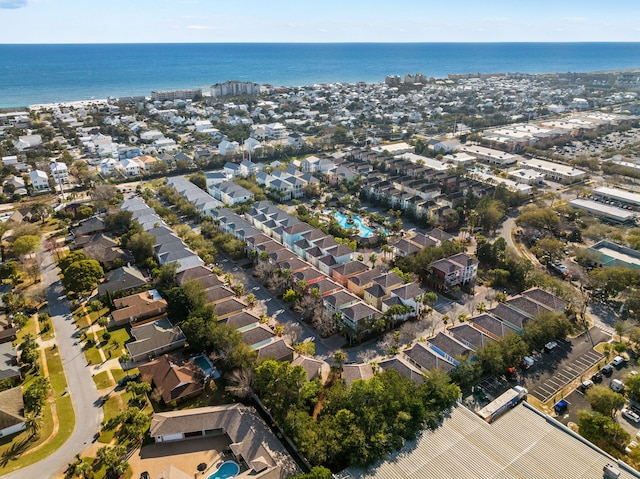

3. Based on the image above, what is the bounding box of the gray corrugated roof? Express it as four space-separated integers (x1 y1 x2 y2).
344 403 640 479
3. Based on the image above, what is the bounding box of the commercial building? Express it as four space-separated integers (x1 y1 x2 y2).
592 186 640 210
459 145 518 166
211 81 261 97
342 403 640 479
587 240 640 270
519 158 587 182
150 89 201 101
568 198 636 224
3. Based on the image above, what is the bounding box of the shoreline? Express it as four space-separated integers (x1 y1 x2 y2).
2 66 640 111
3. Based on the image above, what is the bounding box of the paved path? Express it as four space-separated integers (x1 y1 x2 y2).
3 248 103 479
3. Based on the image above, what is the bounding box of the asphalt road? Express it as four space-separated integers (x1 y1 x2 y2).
217 257 335 359
4 248 103 479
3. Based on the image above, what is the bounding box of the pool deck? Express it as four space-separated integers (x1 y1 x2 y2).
129 436 231 479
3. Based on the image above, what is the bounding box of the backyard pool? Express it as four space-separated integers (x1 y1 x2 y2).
191 355 221 379
331 211 387 238
207 461 240 479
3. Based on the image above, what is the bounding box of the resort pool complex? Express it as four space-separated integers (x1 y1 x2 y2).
332 211 386 238
207 461 240 479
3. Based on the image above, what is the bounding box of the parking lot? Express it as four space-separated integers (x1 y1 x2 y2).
555 357 640 437
474 328 609 407
524 328 608 403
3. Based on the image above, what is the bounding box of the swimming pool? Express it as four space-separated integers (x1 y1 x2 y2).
332 211 386 238
191 355 221 379
207 461 240 479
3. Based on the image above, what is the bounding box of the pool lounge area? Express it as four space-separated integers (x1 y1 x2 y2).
329 210 388 238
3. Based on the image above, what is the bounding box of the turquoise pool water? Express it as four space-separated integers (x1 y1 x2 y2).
207 461 240 479
332 211 386 238
191 355 220 379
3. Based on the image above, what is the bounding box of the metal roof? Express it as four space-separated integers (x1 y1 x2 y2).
343 403 640 479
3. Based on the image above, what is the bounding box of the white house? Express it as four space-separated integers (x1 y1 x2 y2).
100 158 122 176
50 161 69 184
120 158 141 177
219 140 239 156
29 169 49 192
140 130 164 141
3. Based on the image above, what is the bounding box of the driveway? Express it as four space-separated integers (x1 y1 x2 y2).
217 256 335 359
3 248 103 479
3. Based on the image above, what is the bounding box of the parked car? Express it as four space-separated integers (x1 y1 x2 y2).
580 379 594 392
544 341 558 352
625 441 638 454
602 365 614 377
612 356 626 367
622 408 640 423
521 357 535 370
611 379 625 393
591 372 603 383
117 373 140 387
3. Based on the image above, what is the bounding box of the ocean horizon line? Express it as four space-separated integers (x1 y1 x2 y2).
2 41 640 46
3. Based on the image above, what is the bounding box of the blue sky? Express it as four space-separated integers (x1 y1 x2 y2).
1 0 639 43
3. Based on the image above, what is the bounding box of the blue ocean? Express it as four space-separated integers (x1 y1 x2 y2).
1 43 639 108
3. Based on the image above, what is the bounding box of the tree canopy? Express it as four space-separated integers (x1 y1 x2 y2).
60 259 104 294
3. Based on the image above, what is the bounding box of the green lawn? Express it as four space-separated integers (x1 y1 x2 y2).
106 327 131 359
93 371 113 390
89 307 110 323
84 344 104 366
110 368 126 383
16 315 37 342
0 346 75 475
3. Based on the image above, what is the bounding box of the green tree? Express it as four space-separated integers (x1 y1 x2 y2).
126 381 151 398
60 259 104 294
292 466 333 479
165 280 206 322
125 231 156 264
578 410 629 453
625 372 640 401
96 444 128 477
13 235 40 257
585 385 625 418
58 251 88 273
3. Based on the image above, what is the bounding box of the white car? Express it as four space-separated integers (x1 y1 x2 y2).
622 408 640 423
626 440 638 454
544 341 558 352
612 355 626 367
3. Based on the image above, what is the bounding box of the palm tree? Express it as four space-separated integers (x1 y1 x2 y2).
68 460 92 479
245 293 257 308
369 253 378 269
381 244 393 262
442 314 450 329
24 412 43 438
333 350 347 370
476 302 487 314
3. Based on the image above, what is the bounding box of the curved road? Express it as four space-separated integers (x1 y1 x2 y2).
3 249 102 479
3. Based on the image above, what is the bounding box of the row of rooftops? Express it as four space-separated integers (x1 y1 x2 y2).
370 288 568 383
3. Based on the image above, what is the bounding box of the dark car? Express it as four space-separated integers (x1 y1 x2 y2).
591 372 603 384
140 472 150 479
117 373 140 387
602 364 614 377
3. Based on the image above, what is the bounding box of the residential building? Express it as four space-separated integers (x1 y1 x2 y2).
519 158 587 182
139 354 204 404
111 290 167 326
150 404 299 478
0 387 25 438
430 253 479 287
127 317 186 363
29 169 49 192
50 161 69 183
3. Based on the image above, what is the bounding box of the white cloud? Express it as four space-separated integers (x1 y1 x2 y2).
186 25 213 30
0 0 28 9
